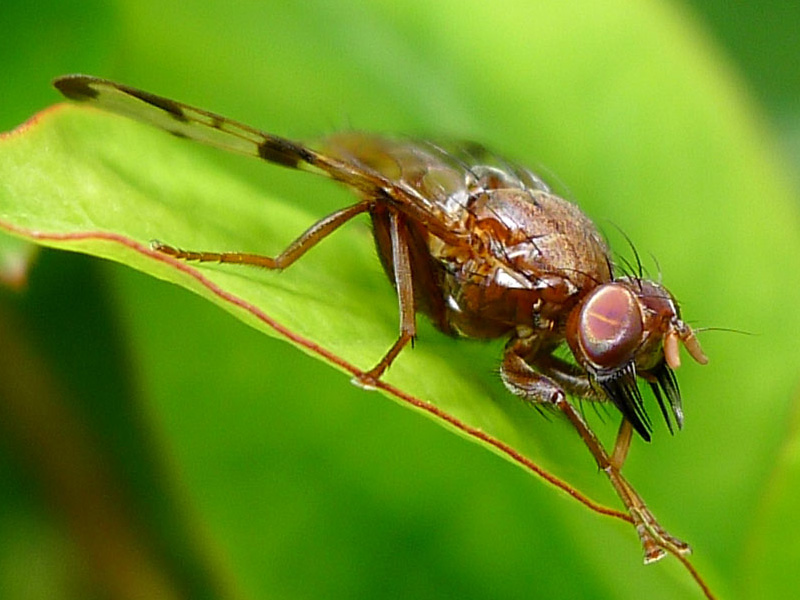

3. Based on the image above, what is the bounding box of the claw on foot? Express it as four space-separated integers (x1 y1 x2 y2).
351 371 379 390
632 507 691 564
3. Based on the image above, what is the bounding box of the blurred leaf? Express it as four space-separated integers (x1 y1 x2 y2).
0 231 36 289
741 392 800 596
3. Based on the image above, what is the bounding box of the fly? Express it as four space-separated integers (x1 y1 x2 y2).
54 74 708 563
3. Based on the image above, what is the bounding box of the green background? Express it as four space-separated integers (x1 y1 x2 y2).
1 1 798 599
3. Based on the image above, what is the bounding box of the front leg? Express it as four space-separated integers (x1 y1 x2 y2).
501 339 690 563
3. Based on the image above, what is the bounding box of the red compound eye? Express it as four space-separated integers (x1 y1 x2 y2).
576 284 643 369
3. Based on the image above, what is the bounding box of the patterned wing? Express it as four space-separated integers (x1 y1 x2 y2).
53 74 385 194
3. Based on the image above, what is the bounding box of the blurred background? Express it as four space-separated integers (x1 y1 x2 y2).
1 1 798 598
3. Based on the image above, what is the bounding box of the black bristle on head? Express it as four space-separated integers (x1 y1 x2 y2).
597 364 652 442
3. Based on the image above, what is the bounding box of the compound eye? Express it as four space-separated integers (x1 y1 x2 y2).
578 284 643 369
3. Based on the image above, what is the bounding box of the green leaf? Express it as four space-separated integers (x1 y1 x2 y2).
0 103 585 481
741 395 800 596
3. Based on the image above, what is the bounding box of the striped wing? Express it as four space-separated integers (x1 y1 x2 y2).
53 75 379 192
52 75 504 240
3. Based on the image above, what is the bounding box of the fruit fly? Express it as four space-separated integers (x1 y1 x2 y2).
54 74 708 563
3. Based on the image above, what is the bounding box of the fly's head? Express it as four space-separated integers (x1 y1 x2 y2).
565 277 708 441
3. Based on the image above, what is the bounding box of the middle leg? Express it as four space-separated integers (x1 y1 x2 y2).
354 209 417 388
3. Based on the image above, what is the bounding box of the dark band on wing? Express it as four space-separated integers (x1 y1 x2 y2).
54 75 188 123
125 89 189 123
53 76 99 101
258 138 318 169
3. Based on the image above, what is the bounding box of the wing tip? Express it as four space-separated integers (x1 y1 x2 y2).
53 74 99 102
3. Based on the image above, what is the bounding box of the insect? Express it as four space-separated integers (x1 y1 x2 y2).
54 74 708 563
